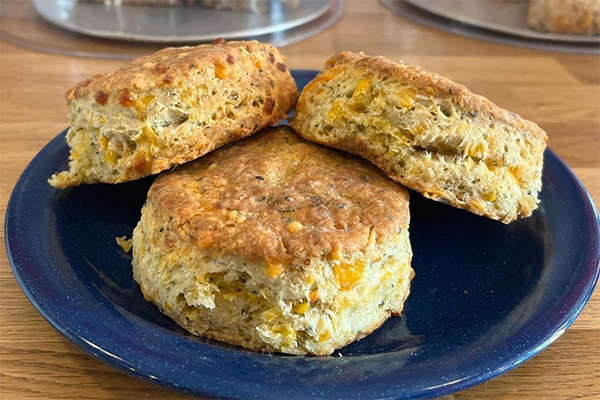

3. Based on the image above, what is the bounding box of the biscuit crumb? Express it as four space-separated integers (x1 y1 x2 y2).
116 236 133 252
131 127 413 355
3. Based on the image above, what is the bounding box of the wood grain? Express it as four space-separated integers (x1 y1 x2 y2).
1 0 598 398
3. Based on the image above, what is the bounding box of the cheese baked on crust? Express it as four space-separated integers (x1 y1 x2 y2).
49 39 297 188
132 126 413 355
291 52 547 224
527 0 600 35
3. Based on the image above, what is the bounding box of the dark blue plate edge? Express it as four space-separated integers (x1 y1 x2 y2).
5 134 600 399
414 147 600 398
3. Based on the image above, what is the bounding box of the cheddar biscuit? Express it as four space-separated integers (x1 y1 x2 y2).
132 126 413 355
292 52 547 223
50 40 297 188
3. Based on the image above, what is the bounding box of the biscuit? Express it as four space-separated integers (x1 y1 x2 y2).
49 40 297 188
291 52 547 223
527 0 600 35
132 126 413 355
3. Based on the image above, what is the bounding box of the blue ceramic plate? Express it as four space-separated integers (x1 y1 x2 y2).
6 71 600 400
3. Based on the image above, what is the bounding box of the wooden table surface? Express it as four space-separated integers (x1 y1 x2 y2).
1 1 598 399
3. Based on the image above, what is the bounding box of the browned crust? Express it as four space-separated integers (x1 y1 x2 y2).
67 40 294 104
323 52 547 141
147 126 410 266
53 39 298 188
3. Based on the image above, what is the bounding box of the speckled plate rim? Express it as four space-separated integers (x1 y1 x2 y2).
5 71 600 400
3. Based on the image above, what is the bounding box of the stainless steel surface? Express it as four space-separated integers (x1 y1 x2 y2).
0 0 343 58
32 0 332 43
380 0 600 55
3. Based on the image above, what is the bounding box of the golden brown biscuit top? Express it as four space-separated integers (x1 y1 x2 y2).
149 126 410 266
66 39 291 104
318 51 547 141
